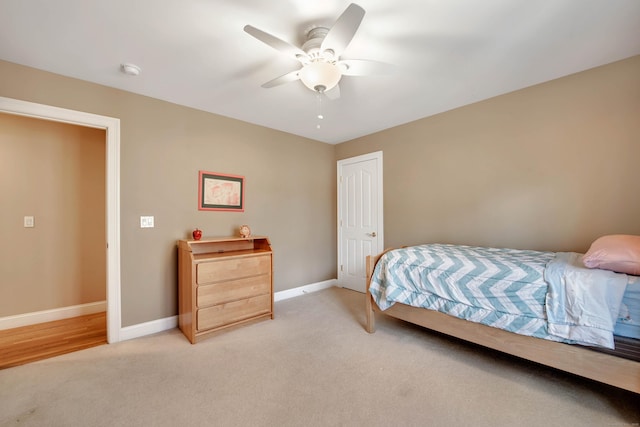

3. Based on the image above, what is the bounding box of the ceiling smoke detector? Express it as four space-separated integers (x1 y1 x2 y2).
121 63 141 76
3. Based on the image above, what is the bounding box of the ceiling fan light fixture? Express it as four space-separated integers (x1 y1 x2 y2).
299 62 341 93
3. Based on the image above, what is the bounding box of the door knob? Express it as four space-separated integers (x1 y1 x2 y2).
368 232 377 237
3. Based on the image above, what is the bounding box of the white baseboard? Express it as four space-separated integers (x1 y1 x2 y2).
274 279 337 302
119 315 178 342
10 280 338 342
0 301 107 331
118 280 337 341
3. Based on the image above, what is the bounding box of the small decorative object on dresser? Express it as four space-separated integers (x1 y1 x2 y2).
239 225 251 238
192 228 202 240
177 236 273 344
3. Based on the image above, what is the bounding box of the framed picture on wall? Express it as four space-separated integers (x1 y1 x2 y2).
198 171 245 212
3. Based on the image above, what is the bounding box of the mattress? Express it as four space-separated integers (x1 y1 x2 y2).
615 275 640 339
370 244 637 349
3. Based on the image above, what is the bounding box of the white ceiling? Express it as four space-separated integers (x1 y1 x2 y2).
1 0 639 144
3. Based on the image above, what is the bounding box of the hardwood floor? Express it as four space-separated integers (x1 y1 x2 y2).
0 312 107 369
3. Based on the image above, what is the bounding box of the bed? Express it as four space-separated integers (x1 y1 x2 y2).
365 238 640 394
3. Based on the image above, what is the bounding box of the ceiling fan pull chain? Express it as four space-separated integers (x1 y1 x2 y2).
316 92 324 129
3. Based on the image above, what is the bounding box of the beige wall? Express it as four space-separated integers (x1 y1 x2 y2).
337 55 640 253
2 54 638 327
0 60 336 327
0 113 106 316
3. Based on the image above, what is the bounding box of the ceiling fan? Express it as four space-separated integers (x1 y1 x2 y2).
244 3 389 99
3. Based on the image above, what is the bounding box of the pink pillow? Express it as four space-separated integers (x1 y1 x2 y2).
582 235 640 276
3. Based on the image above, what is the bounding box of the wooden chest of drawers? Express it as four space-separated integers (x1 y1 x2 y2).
177 236 273 344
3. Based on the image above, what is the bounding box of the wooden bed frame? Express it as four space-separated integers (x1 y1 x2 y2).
365 250 640 394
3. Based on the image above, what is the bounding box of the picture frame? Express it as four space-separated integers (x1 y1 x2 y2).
198 171 245 212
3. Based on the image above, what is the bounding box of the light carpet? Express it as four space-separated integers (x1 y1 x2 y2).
1 287 638 427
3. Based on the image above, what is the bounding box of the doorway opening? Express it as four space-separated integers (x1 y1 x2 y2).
0 96 121 344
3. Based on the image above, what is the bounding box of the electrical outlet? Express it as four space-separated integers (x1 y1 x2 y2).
140 216 154 228
24 216 35 228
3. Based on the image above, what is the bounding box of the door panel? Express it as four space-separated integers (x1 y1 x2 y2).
337 152 383 292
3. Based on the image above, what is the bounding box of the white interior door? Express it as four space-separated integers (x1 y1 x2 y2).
337 151 383 293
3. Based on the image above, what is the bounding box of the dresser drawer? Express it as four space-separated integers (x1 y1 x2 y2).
197 294 271 331
196 254 270 284
197 275 270 307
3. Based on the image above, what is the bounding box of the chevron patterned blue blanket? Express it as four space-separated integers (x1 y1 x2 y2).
370 244 629 349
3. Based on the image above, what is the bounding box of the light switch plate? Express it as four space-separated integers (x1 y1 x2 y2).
24 216 35 228
140 216 154 228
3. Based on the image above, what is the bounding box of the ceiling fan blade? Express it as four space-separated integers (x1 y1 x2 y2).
324 84 341 100
337 59 394 76
261 69 301 88
244 25 307 60
321 3 365 57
